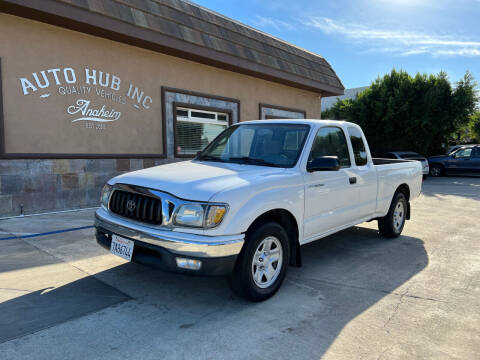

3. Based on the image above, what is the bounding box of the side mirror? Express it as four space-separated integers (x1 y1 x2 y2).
307 156 340 172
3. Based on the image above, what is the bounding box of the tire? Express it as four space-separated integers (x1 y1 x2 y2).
430 164 443 177
378 192 408 238
230 221 290 302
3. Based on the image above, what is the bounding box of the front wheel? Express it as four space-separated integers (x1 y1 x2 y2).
230 222 289 302
430 164 443 177
378 192 407 238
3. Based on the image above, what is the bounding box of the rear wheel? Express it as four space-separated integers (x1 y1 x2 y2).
378 192 407 238
230 221 289 302
430 164 443 177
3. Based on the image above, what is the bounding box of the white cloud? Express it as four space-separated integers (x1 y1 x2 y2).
306 17 480 57
252 15 295 32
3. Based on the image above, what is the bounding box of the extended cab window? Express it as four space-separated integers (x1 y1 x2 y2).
347 127 368 166
309 127 351 168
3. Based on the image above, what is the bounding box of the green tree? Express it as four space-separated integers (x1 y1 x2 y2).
322 70 478 156
453 111 480 143
468 112 480 142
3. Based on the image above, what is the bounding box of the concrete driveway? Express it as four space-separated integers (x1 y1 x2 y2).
0 177 479 359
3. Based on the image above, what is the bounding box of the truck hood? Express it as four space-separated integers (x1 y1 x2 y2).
110 160 287 201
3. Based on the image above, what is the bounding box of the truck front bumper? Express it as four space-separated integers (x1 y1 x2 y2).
94 208 244 276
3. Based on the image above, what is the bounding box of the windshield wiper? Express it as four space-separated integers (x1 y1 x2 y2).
196 154 225 162
228 157 283 168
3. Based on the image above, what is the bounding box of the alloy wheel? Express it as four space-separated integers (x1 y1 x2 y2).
393 201 405 232
431 166 441 176
251 236 283 288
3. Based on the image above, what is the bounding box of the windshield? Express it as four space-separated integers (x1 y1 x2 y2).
449 147 464 155
196 123 310 168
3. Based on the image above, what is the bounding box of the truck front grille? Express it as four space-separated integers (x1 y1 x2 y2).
109 190 162 225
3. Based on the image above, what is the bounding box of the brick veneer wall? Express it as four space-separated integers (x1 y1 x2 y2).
0 158 169 217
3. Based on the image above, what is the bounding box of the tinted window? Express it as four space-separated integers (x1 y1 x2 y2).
455 148 473 158
309 127 351 168
191 111 216 119
347 127 368 166
473 147 480 158
449 146 462 155
265 115 291 120
383 153 397 159
176 109 188 117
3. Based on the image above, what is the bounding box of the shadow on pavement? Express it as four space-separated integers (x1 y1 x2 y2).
0 280 129 343
0 239 130 343
421 176 480 199
0 225 428 358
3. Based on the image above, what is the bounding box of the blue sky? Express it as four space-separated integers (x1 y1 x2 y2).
192 0 480 89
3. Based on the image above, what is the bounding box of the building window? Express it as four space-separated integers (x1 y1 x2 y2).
162 87 240 159
265 115 290 120
175 107 230 156
259 103 306 120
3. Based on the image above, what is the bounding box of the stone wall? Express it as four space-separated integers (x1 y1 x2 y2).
0 158 168 217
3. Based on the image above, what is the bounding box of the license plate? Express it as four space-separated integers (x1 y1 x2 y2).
110 234 134 261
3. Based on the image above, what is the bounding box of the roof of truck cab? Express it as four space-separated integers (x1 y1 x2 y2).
238 119 358 128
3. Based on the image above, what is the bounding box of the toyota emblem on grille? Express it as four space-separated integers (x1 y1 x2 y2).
126 200 136 212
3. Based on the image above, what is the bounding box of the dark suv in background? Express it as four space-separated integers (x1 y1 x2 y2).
428 146 480 177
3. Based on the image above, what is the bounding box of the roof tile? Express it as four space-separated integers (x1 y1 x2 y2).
26 0 344 94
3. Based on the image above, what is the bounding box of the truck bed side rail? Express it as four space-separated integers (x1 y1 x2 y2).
372 158 417 165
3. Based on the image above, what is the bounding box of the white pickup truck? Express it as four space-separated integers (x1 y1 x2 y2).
95 120 422 301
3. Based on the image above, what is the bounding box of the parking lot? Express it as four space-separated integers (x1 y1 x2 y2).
1 177 479 360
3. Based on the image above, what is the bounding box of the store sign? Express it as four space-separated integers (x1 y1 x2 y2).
18 67 153 129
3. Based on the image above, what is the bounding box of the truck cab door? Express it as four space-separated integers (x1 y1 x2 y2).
303 126 357 240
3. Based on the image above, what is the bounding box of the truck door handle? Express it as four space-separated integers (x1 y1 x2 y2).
309 183 325 188
349 177 357 184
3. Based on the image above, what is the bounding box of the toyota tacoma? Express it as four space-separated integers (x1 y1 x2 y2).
95 120 423 301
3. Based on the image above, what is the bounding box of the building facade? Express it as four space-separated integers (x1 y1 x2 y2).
0 0 343 217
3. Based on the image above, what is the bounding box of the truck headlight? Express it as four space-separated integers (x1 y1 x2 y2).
173 204 227 228
100 184 113 208
174 204 204 227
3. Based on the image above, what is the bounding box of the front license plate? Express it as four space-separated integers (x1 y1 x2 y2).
110 235 134 261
